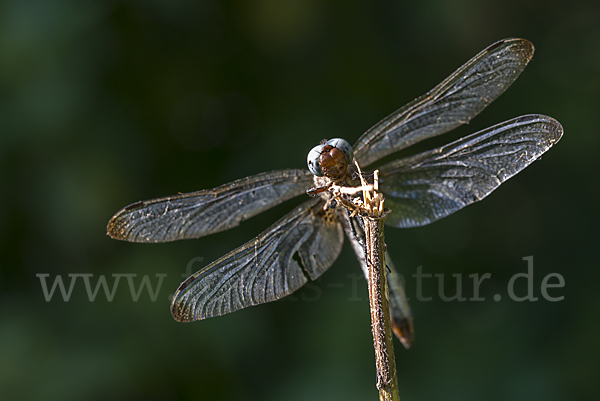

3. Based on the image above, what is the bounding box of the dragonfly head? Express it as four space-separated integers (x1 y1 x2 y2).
307 138 354 179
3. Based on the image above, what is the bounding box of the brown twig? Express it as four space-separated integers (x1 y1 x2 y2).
362 213 399 401
337 166 399 400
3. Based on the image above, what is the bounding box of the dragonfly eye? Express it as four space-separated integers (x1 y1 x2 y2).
307 138 354 178
325 138 353 165
307 144 325 176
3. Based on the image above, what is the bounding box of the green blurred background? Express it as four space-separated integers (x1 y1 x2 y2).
1 0 598 400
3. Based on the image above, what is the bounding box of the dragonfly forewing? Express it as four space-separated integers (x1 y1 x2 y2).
107 169 313 243
378 114 563 228
353 38 534 167
171 197 344 322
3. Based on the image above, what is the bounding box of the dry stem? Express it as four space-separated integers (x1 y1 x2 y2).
337 166 400 401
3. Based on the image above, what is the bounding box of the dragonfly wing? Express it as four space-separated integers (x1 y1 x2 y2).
171 198 344 321
386 253 414 349
107 169 314 243
338 210 414 348
354 38 534 167
379 115 563 228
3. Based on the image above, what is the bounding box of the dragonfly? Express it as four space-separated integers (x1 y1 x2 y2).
107 38 562 349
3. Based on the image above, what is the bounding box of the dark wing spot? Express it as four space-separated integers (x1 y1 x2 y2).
486 39 506 52
178 275 197 292
124 201 145 211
